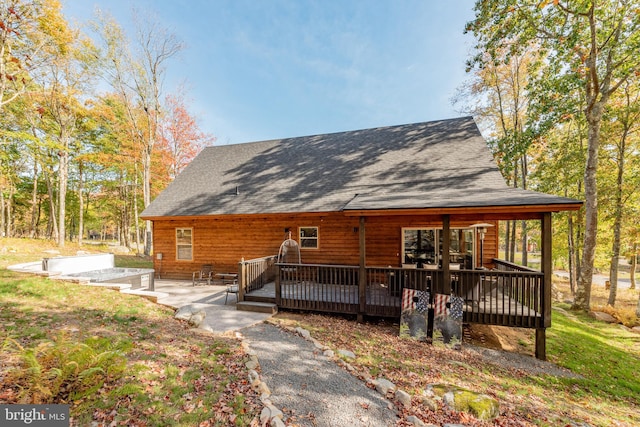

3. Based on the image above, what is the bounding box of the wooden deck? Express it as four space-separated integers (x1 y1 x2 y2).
245 277 542 327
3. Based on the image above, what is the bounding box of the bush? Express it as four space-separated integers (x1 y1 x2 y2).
3 333 129 404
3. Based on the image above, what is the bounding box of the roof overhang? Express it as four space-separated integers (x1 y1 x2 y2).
341 188 582 216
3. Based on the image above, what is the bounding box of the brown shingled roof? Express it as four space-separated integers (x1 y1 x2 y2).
141 117 581 218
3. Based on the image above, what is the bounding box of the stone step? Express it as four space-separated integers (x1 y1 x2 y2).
236 301 278 314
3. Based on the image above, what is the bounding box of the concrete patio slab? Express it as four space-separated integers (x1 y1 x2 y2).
152 279 274 335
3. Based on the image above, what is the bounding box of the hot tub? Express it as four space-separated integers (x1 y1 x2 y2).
43 253 155 290
67 268 155 290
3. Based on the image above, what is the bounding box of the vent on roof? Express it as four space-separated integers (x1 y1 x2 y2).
235 186 240 195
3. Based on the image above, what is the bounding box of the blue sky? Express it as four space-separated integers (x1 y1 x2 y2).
63 0 477 145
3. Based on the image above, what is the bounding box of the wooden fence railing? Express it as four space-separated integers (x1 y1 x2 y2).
276 263 360 313
239 255 277 300
274 262 544 327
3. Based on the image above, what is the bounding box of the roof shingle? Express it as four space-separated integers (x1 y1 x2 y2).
141 117 580 218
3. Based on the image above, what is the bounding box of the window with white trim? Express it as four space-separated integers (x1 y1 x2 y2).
176 228 193 260
299 226 319 249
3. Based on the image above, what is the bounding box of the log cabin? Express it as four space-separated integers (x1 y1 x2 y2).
141 116 581 359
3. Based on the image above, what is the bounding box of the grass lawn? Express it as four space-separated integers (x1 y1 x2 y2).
0 239 261 426
1 238 639 426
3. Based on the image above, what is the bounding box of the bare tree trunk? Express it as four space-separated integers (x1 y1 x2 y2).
509 220 516 263
57 133 70 247
0 187 5 237
574 111 603 311
29 160 39 238
43 167 59 242
608 148 625 307
6 184 13 237
134 168 141 254
568 212 577 295
630 244 637 290
77 162 84 246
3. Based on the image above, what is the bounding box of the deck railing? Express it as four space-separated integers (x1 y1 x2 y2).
276 263 360 313
239 255 277 299
272 262 544 327
493 258 539 272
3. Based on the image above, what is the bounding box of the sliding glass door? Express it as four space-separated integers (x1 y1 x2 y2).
402 228 475 269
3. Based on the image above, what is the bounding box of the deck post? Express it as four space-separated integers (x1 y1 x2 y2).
535 328 546 361
442 215 451 294
537 212 553 360
238 259 246 302
358 216 366 322
275 265 281 306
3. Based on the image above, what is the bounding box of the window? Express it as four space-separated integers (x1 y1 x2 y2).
176 228 193 260
299 226 319 249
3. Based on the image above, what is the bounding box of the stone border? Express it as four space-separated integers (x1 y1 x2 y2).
237 322 508 427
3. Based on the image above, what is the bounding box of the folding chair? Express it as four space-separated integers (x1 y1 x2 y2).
192 264 214 286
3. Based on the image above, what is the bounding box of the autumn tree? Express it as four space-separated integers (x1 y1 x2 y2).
93 10 182 254
455 47 539 265
158 92 214 181
599 79 640 306
467 0 640 311
33 0 98 246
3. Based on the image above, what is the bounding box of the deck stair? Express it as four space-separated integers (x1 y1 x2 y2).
236 301 278 314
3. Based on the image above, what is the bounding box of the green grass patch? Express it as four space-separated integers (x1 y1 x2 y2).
0 241 261 425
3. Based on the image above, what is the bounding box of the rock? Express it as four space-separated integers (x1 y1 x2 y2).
373 378 396 396
245 355 259 370
256 381 270 396
563 299 575 305
271 418 286 427
589 311 618 323
248 370 260 386
338 349 356 359
295 327 311 339
323 349 335 358
174 305 207 327
429 384 500 421
632 326 640 334
189 310 206 327
406 415 426 426
260 404 283 424
395 389 412 408
417 395 438 411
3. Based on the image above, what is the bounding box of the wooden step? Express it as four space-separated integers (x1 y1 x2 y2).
236 301 278 314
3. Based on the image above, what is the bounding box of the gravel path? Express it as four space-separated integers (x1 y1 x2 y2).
241 323 399 427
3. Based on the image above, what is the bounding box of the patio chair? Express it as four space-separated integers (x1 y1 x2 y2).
192 264 214 286
225 280 239 304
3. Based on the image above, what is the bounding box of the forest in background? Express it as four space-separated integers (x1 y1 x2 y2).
0 0 213 253
1 1 639 312
461 0 640 313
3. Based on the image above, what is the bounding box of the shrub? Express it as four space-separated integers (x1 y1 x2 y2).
3 333 129 404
